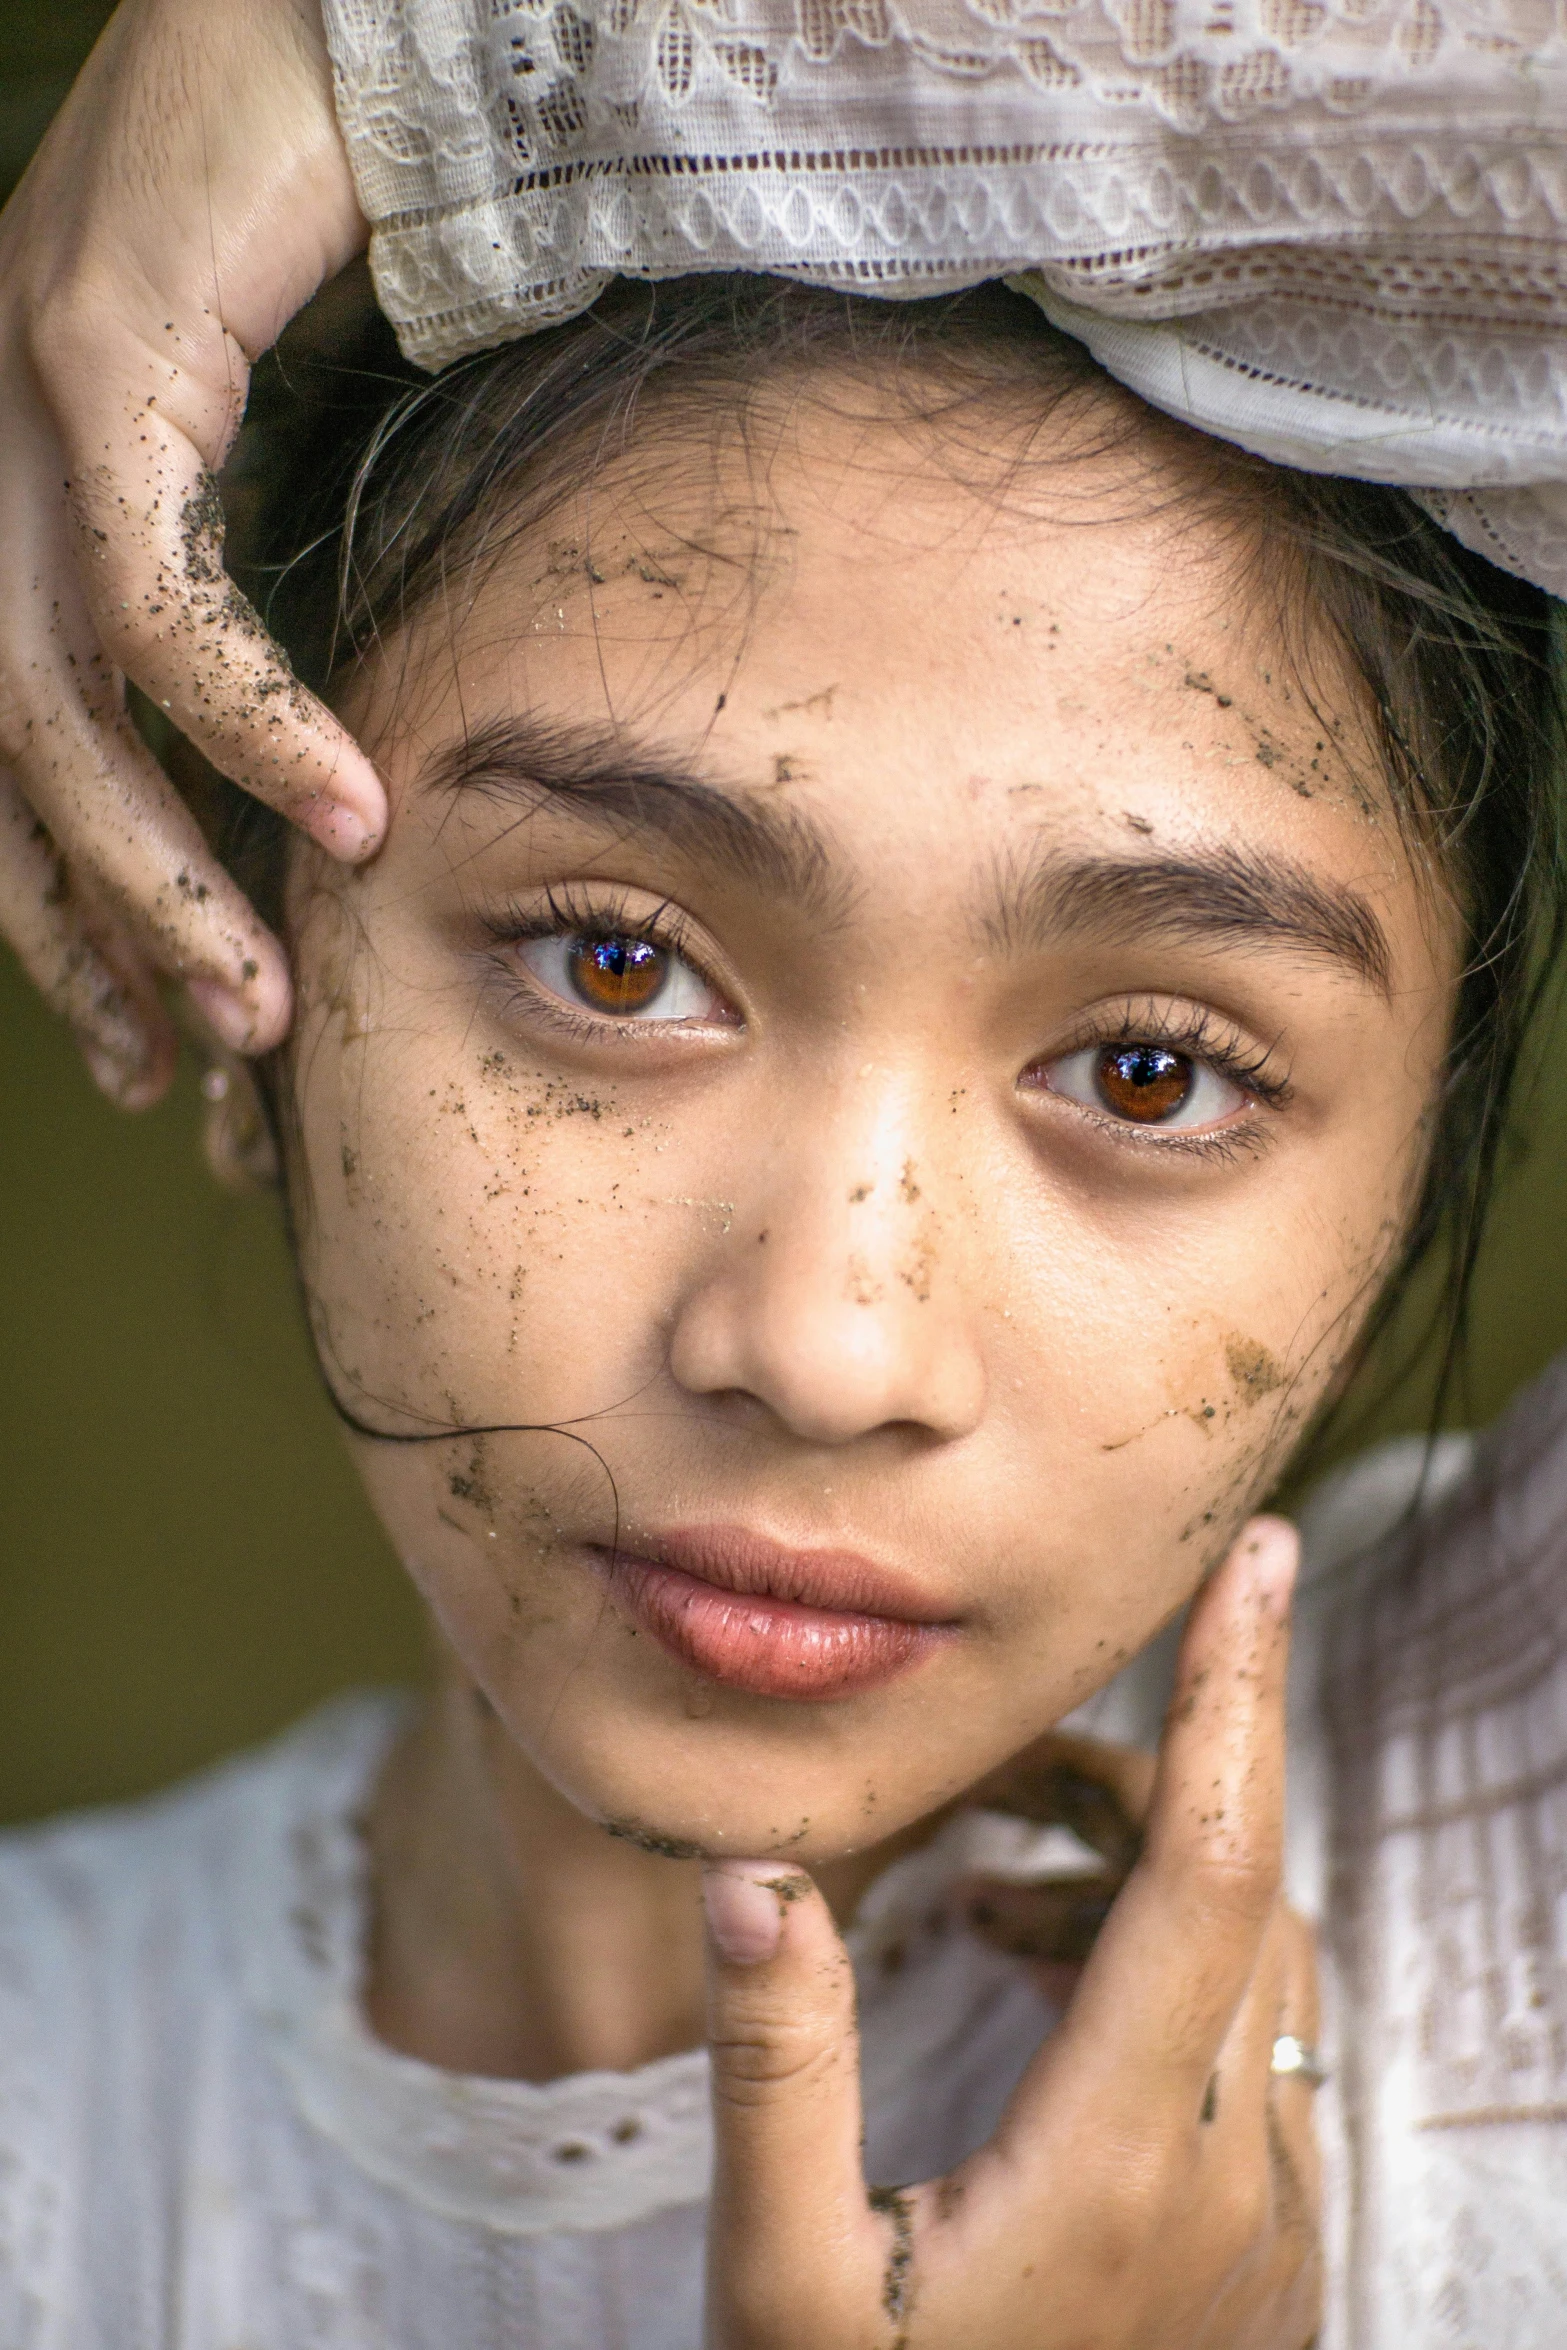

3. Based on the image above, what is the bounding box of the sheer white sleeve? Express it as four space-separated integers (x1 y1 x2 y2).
318 0 1567 593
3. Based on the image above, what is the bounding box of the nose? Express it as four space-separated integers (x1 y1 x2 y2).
665 1086 987 1448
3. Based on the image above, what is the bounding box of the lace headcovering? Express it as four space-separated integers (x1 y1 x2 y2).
323 0 1567 594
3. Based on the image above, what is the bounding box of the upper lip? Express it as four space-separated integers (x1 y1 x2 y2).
596 1525 960 1625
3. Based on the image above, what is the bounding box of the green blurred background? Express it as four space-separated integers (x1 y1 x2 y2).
3 3 1566 1829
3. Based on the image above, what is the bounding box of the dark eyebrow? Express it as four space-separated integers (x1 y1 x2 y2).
422 713 846 919
985 843 1393 995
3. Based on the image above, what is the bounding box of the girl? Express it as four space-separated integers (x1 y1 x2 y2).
1 266 1558 2347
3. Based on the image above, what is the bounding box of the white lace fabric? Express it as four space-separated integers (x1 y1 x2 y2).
319 0 1567 593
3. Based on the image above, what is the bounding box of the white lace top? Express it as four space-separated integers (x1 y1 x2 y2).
3 1388 1567 2348
318 0 1567 594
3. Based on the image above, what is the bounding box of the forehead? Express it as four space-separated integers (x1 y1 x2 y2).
355 391 1430 938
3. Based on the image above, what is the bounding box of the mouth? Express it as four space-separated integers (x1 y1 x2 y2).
585 1525 959 1702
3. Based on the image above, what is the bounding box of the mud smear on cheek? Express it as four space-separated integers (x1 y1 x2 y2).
1223 1335 1287 1404
438 1469 583 1645
1175 1338 1312 1551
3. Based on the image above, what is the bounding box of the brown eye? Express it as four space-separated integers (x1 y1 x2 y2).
1094 1044 1192 1123
520 924 723 1024
566 935 668 1014
1040 1036 1248 1132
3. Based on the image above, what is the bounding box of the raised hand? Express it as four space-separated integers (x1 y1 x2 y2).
0 0 384 1103
700 1517 1320 2350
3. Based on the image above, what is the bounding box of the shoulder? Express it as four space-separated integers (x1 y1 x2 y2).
0 1695 406 2333
0 1692 405 2075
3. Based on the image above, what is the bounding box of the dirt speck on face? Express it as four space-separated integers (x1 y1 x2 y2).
602 1818 706 1861
899 1233 936 1303
764 684 837 721
1224 1335 1287 1404
846 1254 883 1306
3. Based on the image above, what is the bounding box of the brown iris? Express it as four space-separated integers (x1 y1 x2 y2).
1095 1043 1192 1124
566 934 668 1015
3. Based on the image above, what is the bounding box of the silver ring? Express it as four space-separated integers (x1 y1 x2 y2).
1270 2034 1329 2088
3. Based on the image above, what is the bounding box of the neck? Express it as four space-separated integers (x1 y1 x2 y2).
363 1653 920 2083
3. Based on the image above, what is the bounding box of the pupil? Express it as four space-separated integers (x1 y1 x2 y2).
1096 1043 1192 1124
568 935 666 1014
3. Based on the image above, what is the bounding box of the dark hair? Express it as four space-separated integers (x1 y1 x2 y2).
214 267 1566 1446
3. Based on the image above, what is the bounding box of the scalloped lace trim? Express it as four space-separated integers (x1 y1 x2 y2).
318 0 1567 592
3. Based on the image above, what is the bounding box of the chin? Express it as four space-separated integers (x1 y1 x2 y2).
521 1688 935 1863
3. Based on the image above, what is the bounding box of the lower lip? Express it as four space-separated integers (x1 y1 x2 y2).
595 1554 950 1702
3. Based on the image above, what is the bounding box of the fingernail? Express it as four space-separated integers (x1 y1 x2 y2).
306 798 380 862
187 977 259 1054
702 1862 798 1966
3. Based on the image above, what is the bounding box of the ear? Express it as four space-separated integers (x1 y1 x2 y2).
199 1056 281 1190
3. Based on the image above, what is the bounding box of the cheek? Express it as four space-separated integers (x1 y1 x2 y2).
992 1151 1408 1590
287 995 703 1431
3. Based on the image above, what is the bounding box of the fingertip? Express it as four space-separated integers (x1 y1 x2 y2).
301 792 385 864
244 966 295 1056
1172 1515 1300 1723
76 991 178 1113
702 1861 812 1967
1234 1515 1300 1613
82 1037 171 1113
187 966 292 1058
299 739 389 865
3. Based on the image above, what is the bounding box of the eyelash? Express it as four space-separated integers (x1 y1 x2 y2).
1039 998 1292 1160
481 884 723 1033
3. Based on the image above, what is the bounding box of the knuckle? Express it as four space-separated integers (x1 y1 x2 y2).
709 2013 852 2107
1184 1845 1280 1928
26 290 101 386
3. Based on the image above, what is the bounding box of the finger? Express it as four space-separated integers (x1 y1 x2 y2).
962 1872 1120 1968
48 355 385 858
8 641 293 1053
974 1726 1157 1848
1263 1907 1322 2243
16 0 383 859
0 353 296 1043
992 1517 1298 2167
702 1861 885 2344
0 770 176 1106
1262 1907 1325 2348
0 522 292 1049
1196 1904 1323 2348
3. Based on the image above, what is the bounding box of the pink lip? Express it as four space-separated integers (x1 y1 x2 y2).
587 1525 959 1702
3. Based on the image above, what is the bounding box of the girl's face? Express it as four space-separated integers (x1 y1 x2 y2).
286 389 1455 1861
